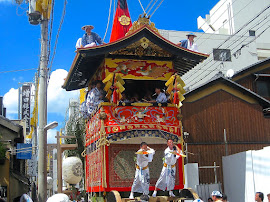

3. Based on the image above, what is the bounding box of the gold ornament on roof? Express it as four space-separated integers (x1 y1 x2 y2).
118 15 131 26
126 14 160 36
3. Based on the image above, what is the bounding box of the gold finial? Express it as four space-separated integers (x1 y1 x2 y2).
125 14 159 36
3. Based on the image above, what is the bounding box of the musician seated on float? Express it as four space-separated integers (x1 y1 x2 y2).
130 93 141 103
148 87 167 103
119 92 130 104
76 25 104 49
86 80 105 114
142 90 152 102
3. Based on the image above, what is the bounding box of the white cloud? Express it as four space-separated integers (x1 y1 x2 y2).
3 69 79 120
47 128 57 144
3 88 19 119
47 69 79 116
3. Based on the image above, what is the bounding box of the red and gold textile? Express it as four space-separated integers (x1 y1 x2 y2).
105 58 175 81
86 106 182 146
110 0 132 42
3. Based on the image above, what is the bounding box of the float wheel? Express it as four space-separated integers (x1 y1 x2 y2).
107 190 122 202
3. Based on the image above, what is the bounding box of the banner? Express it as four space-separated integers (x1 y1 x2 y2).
21 85 31 133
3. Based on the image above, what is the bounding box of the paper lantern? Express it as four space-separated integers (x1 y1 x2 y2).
62 157 83 184
47 176 53 190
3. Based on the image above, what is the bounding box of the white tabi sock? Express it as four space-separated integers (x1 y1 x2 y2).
129 192 134 199
169 190 175 197
152 190 157 197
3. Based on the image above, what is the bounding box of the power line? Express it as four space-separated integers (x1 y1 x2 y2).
103 0 113 41
146 0 158 16
47 0 55 68
138 0 147 14
0 68 37 74
182 0 256 82
187 24 270 89
184 5 270 86
150 0 164 17
197 0 254 47
145 0 154 14
48 0 67 79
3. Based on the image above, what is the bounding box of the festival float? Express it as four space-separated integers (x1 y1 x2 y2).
63 0 208 201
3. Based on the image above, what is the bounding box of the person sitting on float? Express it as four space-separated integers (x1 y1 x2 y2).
130 93 141 103
86 80 105 114
76 25 104 49
176 32 198 52
148 87 167 103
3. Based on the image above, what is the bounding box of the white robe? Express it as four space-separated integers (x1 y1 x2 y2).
155 147 180 191
131 148 155 194
187 40 198 52
76 38 96 49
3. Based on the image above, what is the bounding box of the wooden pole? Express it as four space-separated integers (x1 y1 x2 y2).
56 131 62 193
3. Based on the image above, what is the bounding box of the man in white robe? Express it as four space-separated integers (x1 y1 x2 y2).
152 139 182 198
129 142 155 199
86 81 104 115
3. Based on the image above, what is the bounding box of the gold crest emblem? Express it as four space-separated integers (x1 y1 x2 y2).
118 15 131 26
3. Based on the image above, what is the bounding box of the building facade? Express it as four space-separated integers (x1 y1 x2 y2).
181 58 270 187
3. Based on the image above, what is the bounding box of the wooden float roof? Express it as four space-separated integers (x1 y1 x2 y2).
63 25 209 91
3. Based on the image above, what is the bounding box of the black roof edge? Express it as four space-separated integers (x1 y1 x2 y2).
232 57 270 80
184 75 270 108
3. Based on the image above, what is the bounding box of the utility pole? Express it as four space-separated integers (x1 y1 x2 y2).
37 18 49 202
12 0 51 201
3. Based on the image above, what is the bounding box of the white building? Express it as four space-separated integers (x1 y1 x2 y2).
197 0 270 60
223 146 270 202
159 0 270 90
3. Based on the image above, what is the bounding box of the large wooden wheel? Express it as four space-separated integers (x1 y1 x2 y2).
107 190 122 202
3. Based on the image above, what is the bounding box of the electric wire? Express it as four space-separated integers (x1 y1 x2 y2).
196 0 254 47
47 0 55 71
189 9 270 74
184 5 270 86
47 0 67 79
149 0 164 17
103 0 113 41
138 0 147 14
195 0 229 32
146 0 158 16
145 0 154 14
187 24 270 89
0 68 37 74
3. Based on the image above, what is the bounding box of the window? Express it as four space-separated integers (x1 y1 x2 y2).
256 77 270 97
249 30 255 36
124 80 166 101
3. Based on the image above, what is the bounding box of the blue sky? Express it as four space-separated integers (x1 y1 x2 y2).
0 0 219 142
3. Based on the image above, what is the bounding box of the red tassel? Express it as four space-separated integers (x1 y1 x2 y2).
113 89 118 104
173 91 179 104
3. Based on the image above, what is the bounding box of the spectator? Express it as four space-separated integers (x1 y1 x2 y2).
255 192 264 202
267 193 270 202
222 194 228 202
211 191 223 202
